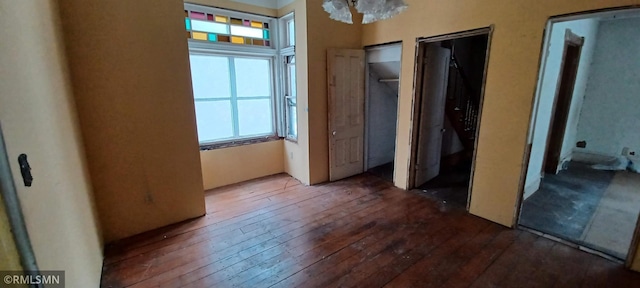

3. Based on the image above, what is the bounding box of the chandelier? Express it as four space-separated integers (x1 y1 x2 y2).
322 0 409 24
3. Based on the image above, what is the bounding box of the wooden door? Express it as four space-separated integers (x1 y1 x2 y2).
328 49 366 181
415 45 451 187
544 30 584 174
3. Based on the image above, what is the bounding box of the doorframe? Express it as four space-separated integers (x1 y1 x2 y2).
0 123 39 272
514 7 640 268
407 26 494 212
541 29 584 175
363 42 402 173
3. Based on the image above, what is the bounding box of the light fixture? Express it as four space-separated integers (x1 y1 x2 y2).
322 0 408 24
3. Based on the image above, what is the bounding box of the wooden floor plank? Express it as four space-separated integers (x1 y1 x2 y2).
100 174 640 288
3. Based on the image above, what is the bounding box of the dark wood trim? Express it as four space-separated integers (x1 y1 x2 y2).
407 41 427 189
513 143 533 227
542 29 584 174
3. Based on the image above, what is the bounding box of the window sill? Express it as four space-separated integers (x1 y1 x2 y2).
284 137 298 144
199 135 281 151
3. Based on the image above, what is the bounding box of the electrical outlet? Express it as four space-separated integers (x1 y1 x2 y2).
622 147 630 156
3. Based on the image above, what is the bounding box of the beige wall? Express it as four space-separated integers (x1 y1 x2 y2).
306 0 363 184
0 195 21 271
0 0 103 285
58 0 206 243
201 141 284 190
361 0 640 271
280 0 311 184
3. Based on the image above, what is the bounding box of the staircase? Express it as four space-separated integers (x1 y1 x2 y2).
445 54 480 155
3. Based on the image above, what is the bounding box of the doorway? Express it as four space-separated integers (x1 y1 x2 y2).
409 28 491 208
364 43 401 182
519 9 640 262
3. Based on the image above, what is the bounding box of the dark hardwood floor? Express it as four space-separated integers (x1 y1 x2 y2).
101 173 640 287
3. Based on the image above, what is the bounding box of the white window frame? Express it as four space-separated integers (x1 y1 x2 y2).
279 12 297 141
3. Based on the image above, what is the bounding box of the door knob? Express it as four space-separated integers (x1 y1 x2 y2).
332 131 337 136
440 128 446 133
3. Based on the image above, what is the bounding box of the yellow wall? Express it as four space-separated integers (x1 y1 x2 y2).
0 194 21 271
279 0 311 184
58 0 206 243
0 0 103 285
201 141 284 190
306 0 363 184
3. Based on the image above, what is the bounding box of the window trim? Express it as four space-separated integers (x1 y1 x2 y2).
186 4 297 148
184 3 277 51
278 12 297 142
283 54 297 141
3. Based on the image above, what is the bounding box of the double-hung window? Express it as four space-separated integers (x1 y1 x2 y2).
190 54 274 142
280 13 297 140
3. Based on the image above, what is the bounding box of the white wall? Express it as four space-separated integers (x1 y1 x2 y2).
524 18 599 199
367 62 400 168
575 17 640 158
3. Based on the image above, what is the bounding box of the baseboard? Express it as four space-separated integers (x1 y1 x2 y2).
572 150 617 164
524 177 541 200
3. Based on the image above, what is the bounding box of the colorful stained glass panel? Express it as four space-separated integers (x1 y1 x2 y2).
208 34 217 42
191 20 229 34
185 18 191 30
251 21 263 28
190 11 206 20
263 30 270 40
231 36 244 44
230 26 263 39
215 15 228 23
192 32 207 40
230 18 242 25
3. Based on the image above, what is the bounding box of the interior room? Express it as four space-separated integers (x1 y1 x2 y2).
3 0 640 287
364 43 401 182
520 11 640 260
411 34 489 208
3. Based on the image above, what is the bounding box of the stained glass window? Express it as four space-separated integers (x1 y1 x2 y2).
184 7 273 47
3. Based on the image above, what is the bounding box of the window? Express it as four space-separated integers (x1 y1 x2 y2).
284 55 297 139
280 13 297 140
185 4 296 146
185 7 272 47
190 54 274 143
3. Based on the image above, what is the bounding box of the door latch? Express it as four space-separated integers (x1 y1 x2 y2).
18 154 33 187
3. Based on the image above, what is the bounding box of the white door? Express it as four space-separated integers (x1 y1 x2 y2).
415 45 451 187
328 49 366 181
